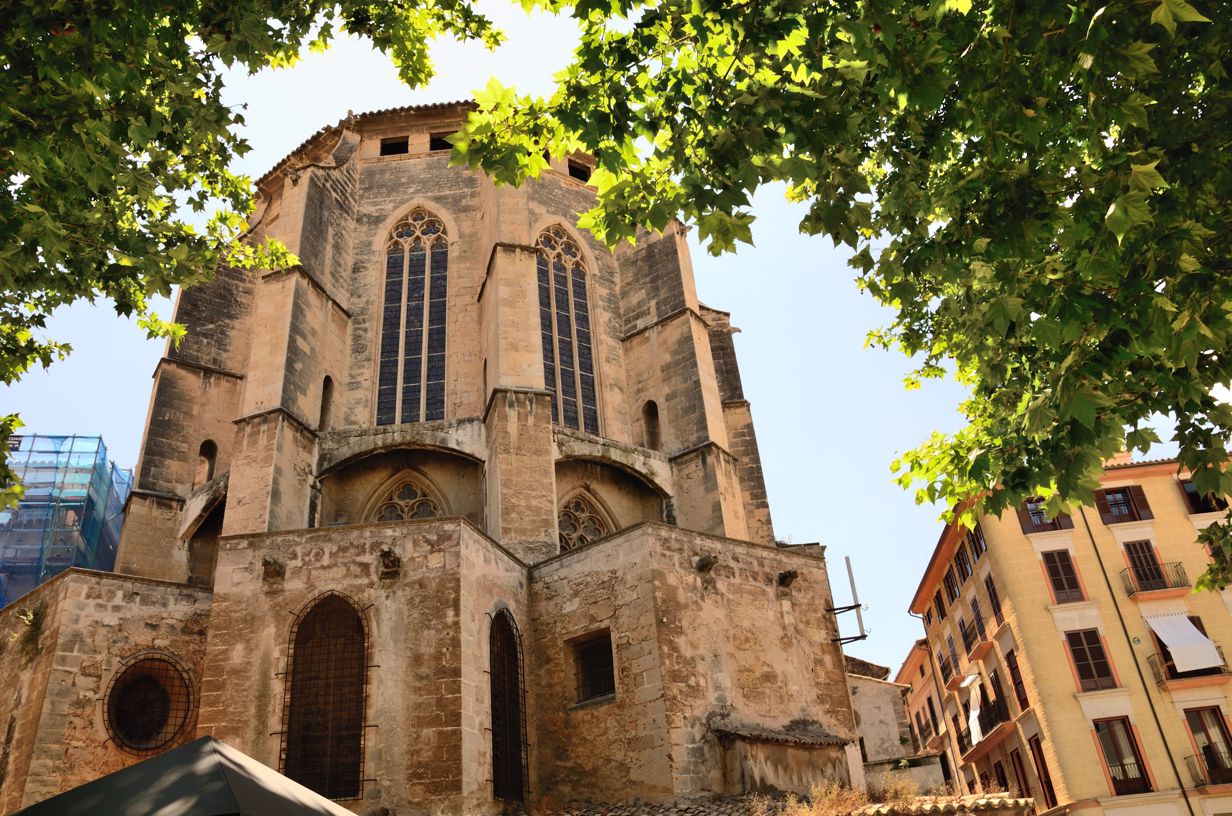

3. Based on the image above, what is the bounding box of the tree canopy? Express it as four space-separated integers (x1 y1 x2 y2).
4 0 1232 582
454 0 1232 578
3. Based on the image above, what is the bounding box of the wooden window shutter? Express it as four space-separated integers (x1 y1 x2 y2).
1016 503 1037 534
1128 485 1153 520
1058 512 1074 529
1094 490 1116 524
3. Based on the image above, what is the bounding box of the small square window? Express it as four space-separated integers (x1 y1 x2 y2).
572 630 615 703
380 136 409 156
429 132 454 152
567 160 592 182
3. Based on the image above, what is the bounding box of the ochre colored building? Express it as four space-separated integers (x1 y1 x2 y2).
0 102 861 815
906 455 1232 816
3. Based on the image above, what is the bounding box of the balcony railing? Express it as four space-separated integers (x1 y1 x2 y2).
1107 761 1152 796
1120 562 1189 596
1147 647 1231 686
960 615 989 656
938 653 955 684
917 718 935 744
1187 749 1232 786
954 727 972 754
976 697 1012 736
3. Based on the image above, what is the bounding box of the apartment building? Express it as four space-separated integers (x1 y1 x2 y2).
896 638 956 790
905 457 1232 816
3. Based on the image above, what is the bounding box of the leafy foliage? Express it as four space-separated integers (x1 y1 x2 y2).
453 0 1232 579
0 0 502 500
4 0 1231 583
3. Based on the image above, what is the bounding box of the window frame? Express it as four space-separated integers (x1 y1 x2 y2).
1028 735 1058 809
375 209 449 426
1181 479 1230 514
536 226 601 434
1095 485 1153 525
571 630 616 704
1185 706 1232 785
1094 717 1151 796
1006 649 1029 711
1042 549 1085 604
1066 628 1117 692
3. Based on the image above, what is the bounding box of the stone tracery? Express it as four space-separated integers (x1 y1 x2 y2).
371 480 440 522
557 494 611 551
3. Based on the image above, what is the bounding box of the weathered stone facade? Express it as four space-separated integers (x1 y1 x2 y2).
0 102 859 814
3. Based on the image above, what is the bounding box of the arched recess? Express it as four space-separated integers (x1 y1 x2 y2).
281 592 368 800
194 440 217 487
317 447 483 527
641 400 662 451
490 608 528 803
319 376 335 431
554 458 665 551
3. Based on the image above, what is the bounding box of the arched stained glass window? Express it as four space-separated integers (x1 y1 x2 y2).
536 227 599 434
281 593 367 800
377 209 448 426
490 609 527 803
370 479 440 522
558 494 611 551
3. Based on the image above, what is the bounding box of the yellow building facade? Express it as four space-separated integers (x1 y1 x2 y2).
906 458 1232 816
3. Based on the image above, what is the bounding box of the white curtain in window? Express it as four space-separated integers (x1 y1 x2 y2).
1146 613 1222 672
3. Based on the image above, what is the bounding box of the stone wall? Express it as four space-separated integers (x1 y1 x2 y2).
0 571 210 811
847 675 912 764
529 527 673 804
199 518 473 816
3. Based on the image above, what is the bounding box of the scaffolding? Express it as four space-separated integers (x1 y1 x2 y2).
0 434 133 607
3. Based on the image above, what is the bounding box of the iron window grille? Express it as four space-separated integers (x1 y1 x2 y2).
573 630 616 703
104 653 195 756
490 610 529 804
279 592 369 801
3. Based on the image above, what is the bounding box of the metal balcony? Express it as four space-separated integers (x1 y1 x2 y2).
1120 562 1189 596
1107 760 1152 796
1147 647 1232 688
976 697 1012 735
1187 750 1232 787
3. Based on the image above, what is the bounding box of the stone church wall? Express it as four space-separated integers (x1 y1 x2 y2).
200 519 472 815
0 571 209 811
529 529 674 804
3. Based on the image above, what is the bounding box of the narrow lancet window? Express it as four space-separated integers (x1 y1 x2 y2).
536 226 599 434
377 209 448 426
490 609 527 803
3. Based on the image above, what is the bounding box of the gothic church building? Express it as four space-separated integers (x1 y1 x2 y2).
0 102 859 815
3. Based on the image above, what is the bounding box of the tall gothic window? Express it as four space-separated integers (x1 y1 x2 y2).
537 226 599 433
377 209 449 425
558 493 611 551
281 593 367 800
490 609 527 803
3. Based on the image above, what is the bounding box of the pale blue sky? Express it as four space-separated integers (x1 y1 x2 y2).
0 10 977 670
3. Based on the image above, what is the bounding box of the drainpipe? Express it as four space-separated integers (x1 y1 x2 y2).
1076 506 1197 816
